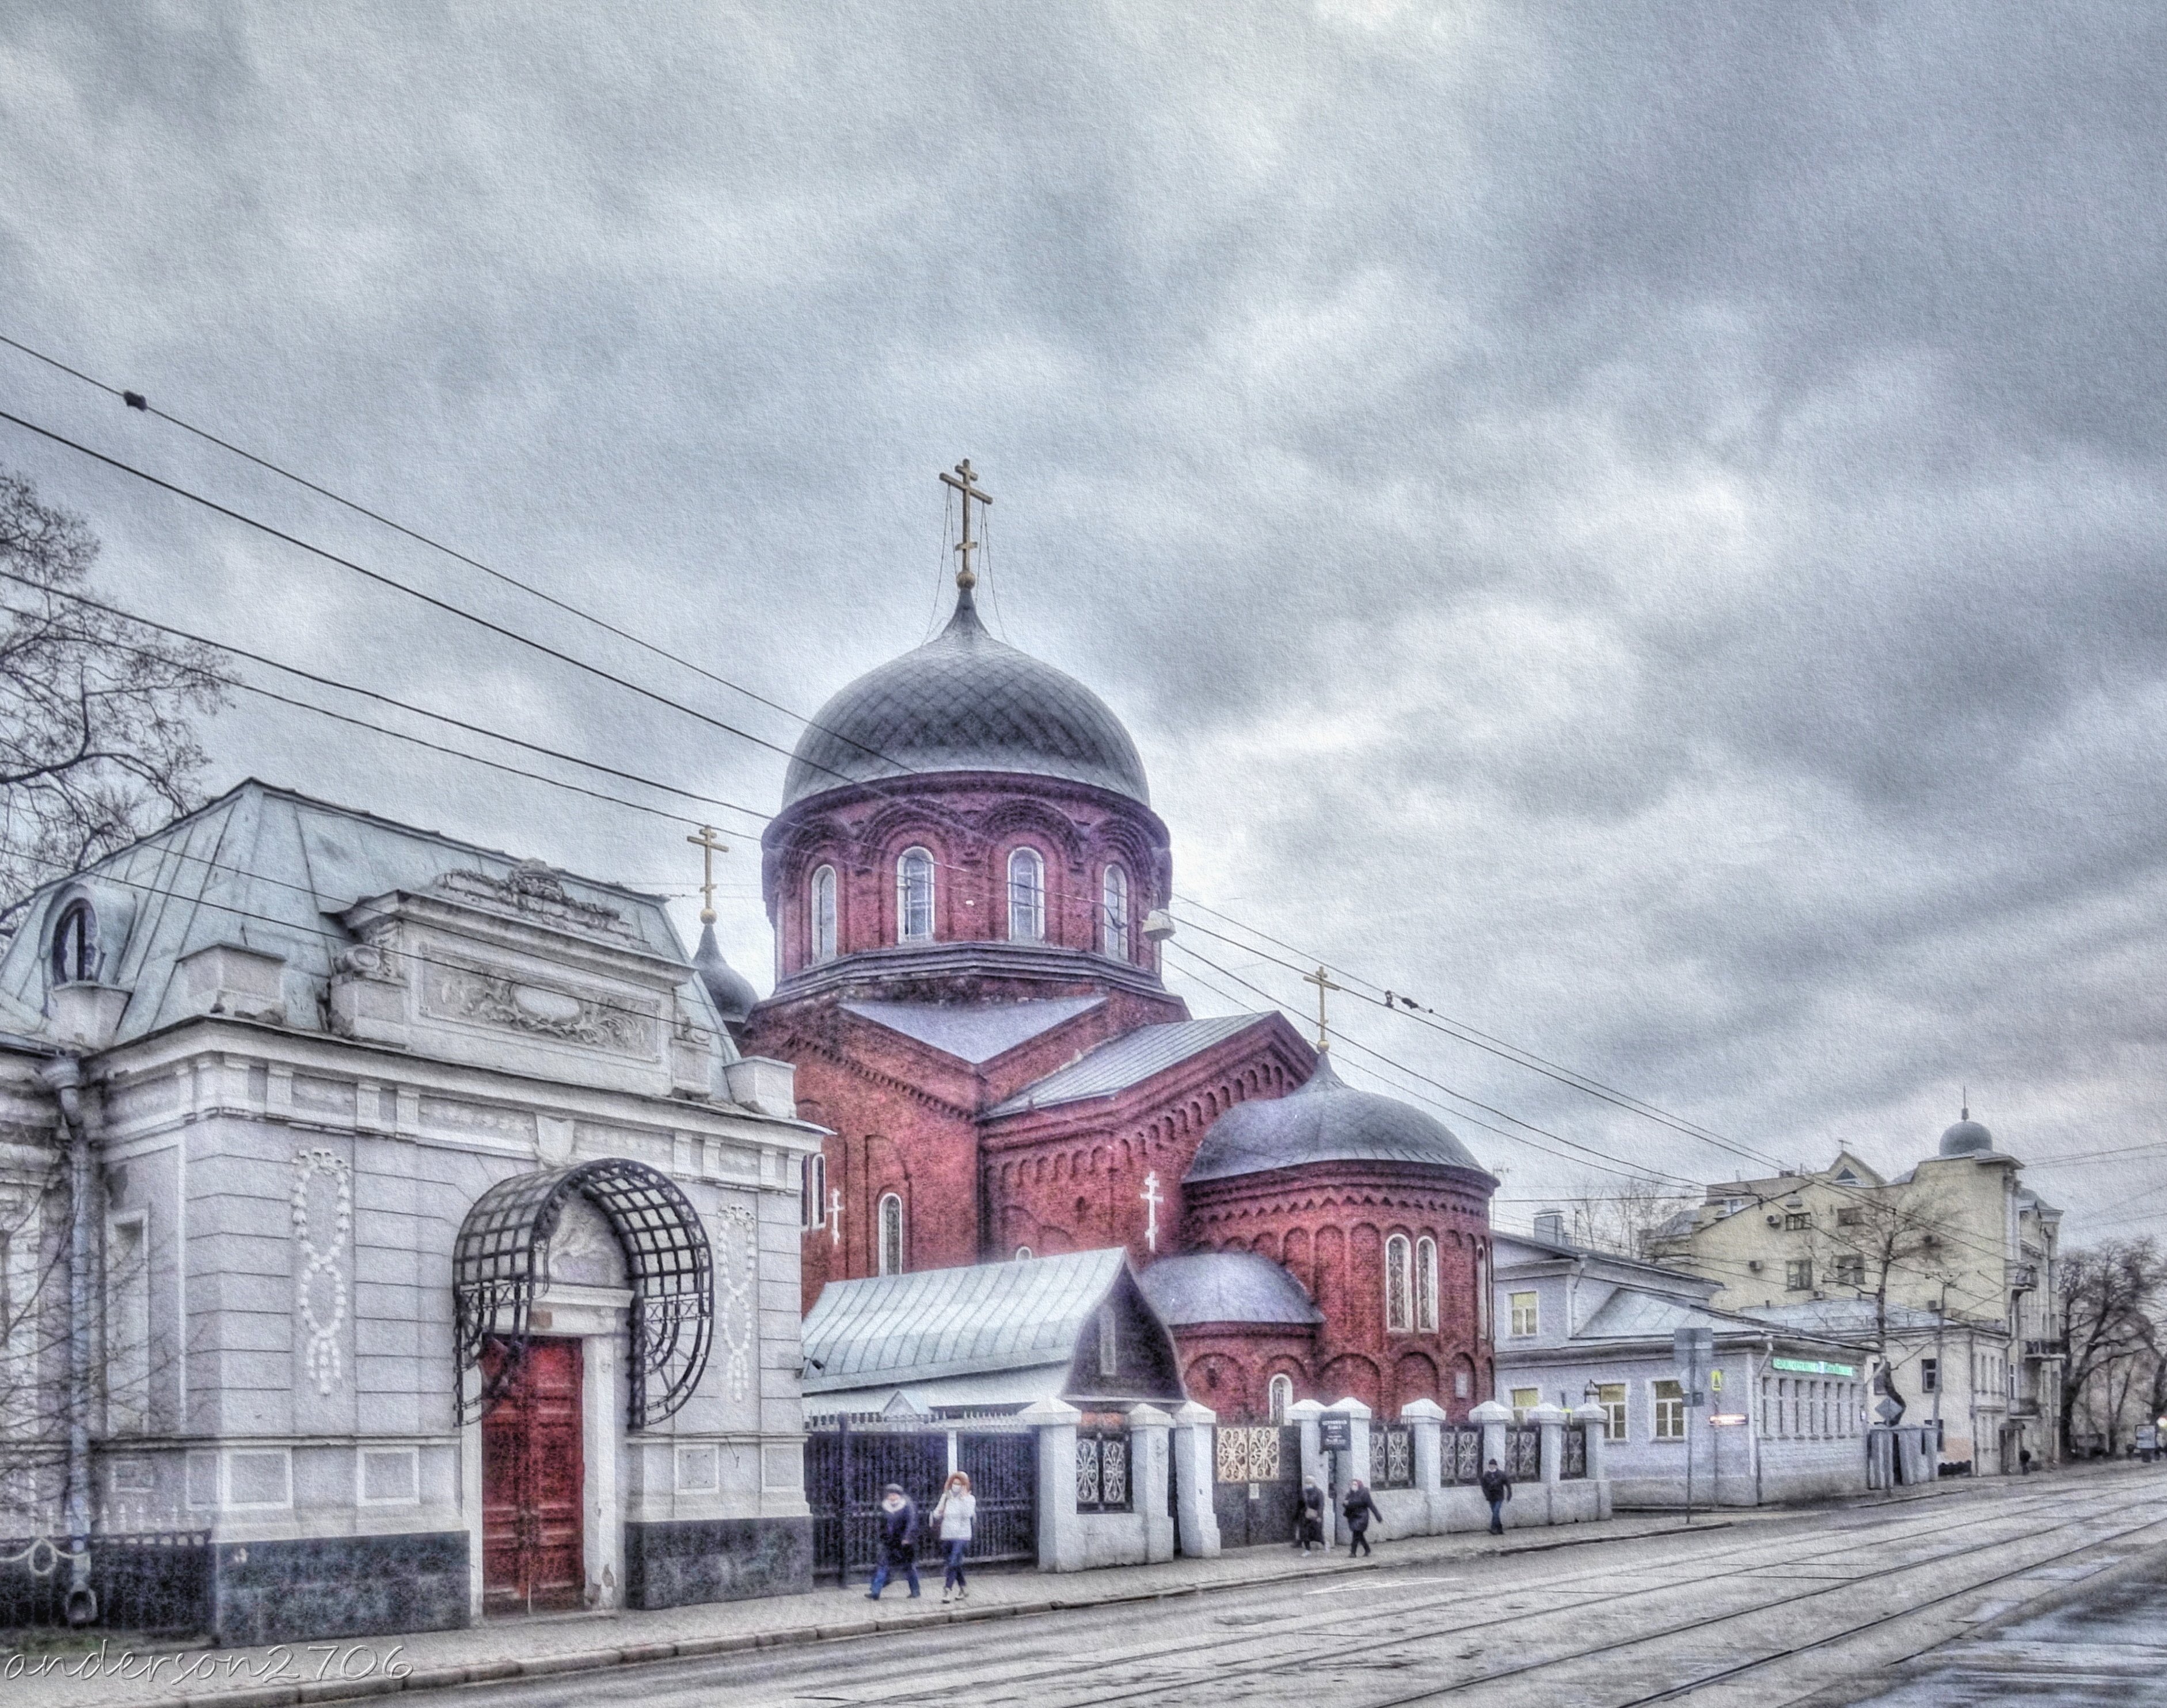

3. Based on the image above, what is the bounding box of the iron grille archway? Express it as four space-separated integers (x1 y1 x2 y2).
454 1157 713 1428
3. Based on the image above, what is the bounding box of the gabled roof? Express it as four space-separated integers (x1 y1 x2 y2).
984 1013 1273 1118
1742 1299 1949 1340
839 995 1102 1064
0 779 725 1049
1138 1251 1323 1327
801 1249 1129 1391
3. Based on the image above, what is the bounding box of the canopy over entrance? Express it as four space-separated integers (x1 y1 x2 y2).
454 1157 713 1427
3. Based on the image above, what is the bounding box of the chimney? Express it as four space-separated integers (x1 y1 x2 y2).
1533 1208 1567 1245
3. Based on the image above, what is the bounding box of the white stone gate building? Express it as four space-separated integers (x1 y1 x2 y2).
0 782 819 1643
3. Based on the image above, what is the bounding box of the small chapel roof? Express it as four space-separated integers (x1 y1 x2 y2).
780 589 1151 810
1136 1251 1323 1328
983 1014 1273 1117
841 995 1104 1063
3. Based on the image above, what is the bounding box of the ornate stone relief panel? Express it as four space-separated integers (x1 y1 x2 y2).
290 1147 352 1397
419 957 658 1059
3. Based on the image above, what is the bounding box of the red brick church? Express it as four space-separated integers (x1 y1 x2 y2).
730 467 1500 1422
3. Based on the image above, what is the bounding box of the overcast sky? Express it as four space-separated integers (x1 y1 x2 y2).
4 2 2163 1242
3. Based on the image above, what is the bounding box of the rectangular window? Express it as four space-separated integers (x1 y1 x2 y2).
1785 1259 1813 1292
1597 1383 1626 1441
1509 1291 1539 1337
1921 1356 1938 1394
1097 1303 1119 1379
1510 1386 1540 1420
1834 1254 1864 1287
1835 1207 1862 1227
1783 1211 1811 1231
1652 1379 1685 1440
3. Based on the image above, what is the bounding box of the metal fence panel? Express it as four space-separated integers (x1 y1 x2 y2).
1504 1425 1542 1481
956 1431 1037 1564
1443 1426 1483 1483
1370 1422 1414 1489
1562 1426 1589 1479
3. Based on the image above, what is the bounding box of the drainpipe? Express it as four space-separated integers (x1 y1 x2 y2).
40 1055 98 1627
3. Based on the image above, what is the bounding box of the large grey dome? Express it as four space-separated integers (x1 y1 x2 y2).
1939 1110 1995 1157
1185 1056 1490 1185
781 592 1149 810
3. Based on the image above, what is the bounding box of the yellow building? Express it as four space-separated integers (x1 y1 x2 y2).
1645 1110 2062 1473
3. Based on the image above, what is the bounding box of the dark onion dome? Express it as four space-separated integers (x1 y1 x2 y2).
1184 1055 1490 1185
1938 1109 1996 1158
1137 1250 1324 1327
693 923 758 1026
781 589 1149 810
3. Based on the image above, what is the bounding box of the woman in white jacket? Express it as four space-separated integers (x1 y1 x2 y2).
932 1471 976 1603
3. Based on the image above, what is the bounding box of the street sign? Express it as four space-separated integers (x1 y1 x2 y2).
1875 1397 1904 1425
1773 1356 1858 1379
1709 1413 1748 1426
1319 1413 1353 1451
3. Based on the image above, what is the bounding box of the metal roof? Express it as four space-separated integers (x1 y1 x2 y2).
841 995 1104 1064
1137 1251 1322 1327
1742 1299 1945 1338
801 1249 1130 1391
983 1014 1271 1117
781 592 1150 809
1184 1055 1489 1183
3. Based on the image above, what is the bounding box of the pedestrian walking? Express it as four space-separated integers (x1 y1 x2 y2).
1343 1478 1379 1557
1297 1477 1327 1552
2020 1448 2033 1475
932 1471 976 1603
866 1482 921 1599
1478 1458 1512 1536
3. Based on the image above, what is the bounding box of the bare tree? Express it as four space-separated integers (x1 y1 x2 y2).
1565 1174 1698 1259
1806 1186 1962 1406
0 468 227 942
2059 1238 2166 1456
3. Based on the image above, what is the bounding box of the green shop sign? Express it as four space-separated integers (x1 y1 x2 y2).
1770 1356 1858 1378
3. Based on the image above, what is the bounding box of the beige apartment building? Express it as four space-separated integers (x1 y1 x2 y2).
1646 1110 2062 1474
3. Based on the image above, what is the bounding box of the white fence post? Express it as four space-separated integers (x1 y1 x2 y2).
1170 1401 1222 1558
1130 1404 1175 1564
1402 1397 1446 1536
1020 1398 1082 1572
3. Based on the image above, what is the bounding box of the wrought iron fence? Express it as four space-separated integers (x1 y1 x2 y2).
1370 1422 1414 1489
1562 1425 1589 1479
1076 1431 1131 1513
1442 1426 1483 1484
1214 1425 1285 1484
1504 1425 1542 1481
0 1528 213 1635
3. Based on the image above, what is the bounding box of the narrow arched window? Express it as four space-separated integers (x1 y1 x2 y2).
1100 864 1130 961
801 1154 827 1230
1007 847 1045 942
1014 1245 1033 1261
896 848 934 943
50 900 95 986
1416 1236 1439 1332
809 866 838 964
1385 1234 1413 1332
1268 1373 1294 1422
877 1193 904 1276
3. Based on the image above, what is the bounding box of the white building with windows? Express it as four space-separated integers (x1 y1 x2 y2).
1495 1220 1871 1507
0 782 821 1644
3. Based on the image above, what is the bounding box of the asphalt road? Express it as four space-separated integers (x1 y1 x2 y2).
427 1467 2167 1708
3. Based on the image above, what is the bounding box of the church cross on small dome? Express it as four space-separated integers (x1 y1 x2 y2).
938 459 993 591
686 824 729 925
1303 964 1345 1053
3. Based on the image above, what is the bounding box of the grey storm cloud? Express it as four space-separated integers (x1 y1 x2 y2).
2 1 2164 1234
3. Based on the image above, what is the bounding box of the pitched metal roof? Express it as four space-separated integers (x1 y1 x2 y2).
841 995 1103 1063
983 1013 1272 1117
800 1249 1130 1391
1136 1251 1322 1327
782 592 1150 808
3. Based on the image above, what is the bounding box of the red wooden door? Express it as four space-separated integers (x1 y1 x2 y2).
481 1338 585 1613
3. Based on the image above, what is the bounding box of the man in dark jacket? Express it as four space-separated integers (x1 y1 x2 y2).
1297 1477 1327 1552
1343 1478 1380 1557
866 1483 921 1599
1478 1459 1511 1535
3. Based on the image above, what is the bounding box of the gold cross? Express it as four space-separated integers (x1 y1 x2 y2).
1302 965 1344 1053
685 825 729 924
938 459 993 590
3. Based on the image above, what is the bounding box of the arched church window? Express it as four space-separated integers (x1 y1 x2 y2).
801 1154 827 1229
1475 1242 1492 1339
1007 847 1044 942
1268 1373 1294 1422
877 1192 904 1276
1385 1234 1413 1332
1100 864 1130 961
1416 1236 1439 1332
50 900 95 986
1014 1245 1033 1261
809 866 838 964
896 848 935 943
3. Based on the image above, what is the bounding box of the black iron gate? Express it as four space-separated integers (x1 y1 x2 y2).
0 1529 213 1635
1211 1424 1302 1549
805 1422 1038 1583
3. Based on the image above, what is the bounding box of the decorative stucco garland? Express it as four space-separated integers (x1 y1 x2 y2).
712 1203 758 1403
291 1147 352 1396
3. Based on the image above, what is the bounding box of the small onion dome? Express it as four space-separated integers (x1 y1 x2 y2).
1184 1055 1488 1185
1939 1109 1995 1157
780 590 1149 810
693 923 757 1027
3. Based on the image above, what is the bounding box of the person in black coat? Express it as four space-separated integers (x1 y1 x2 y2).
1342 1478 1380 1557
1296 1477 1327 1553
866 1483 921 1599
1478 1459 1511 1536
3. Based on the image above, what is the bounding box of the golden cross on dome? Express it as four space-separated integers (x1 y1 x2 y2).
1303 965 1344 1053
938 459 993 590
685 825 729 924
